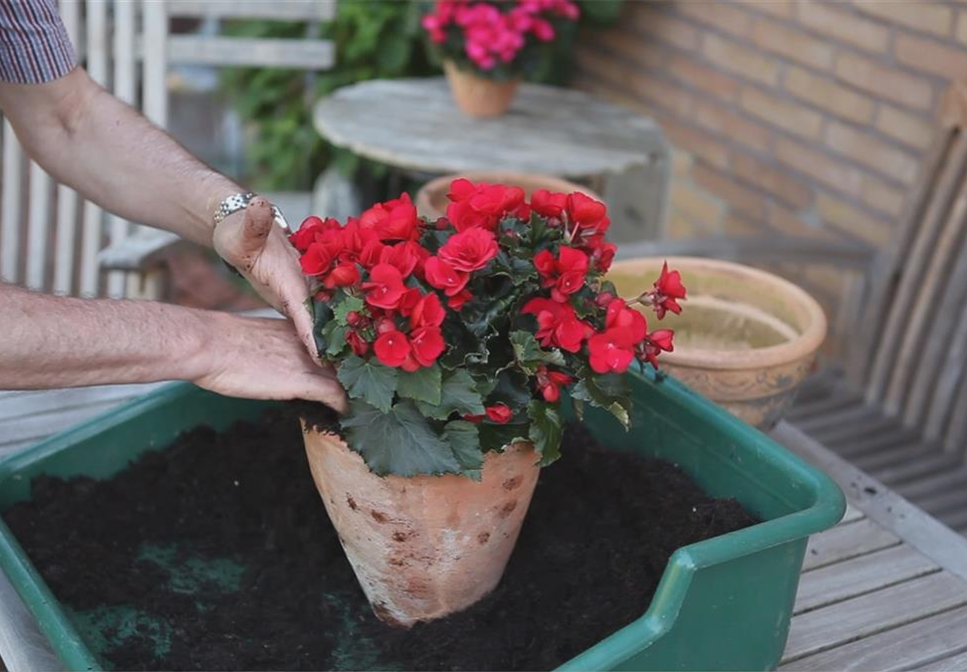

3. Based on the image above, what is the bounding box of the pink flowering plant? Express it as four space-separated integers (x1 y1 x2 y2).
293 179 685 478
422 0 580 79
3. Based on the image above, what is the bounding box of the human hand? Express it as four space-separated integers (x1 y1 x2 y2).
212 198 317 357
191 313 347 412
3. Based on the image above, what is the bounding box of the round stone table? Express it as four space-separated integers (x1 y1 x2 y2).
313 78 670 242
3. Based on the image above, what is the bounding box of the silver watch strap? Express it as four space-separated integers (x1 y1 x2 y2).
213 192 290 233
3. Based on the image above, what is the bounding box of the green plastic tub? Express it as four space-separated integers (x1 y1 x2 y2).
0 368 844 671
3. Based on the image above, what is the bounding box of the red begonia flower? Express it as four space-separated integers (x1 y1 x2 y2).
653 261 687 319
521 298 593 353
363 263 407 310
485 403 513 424
374 330 411 368
424 256 470 296
438 227 499 272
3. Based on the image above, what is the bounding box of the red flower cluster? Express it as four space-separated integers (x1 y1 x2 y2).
422 0 579 71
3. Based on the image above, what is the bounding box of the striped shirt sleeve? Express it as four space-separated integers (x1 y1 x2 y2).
0 0 77 84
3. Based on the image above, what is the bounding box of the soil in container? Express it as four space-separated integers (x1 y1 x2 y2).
2 405 757 671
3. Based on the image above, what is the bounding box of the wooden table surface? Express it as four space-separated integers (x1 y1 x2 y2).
2 385 967 671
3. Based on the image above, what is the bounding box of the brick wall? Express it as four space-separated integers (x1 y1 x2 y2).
575 0 965 327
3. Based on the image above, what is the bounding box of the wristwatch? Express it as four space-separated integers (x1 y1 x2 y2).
213 192 290 233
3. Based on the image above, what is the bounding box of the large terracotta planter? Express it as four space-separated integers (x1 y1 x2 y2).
416 171 602 221
302 425 540 627
607 256 827 430
444 60 520 118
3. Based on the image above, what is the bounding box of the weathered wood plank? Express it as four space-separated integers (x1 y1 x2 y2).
0 383 165 422
784 572 967 663
842 503 864 524
164 36 335 70
0 400 141 452
807 413 897 452
896 467 967 502
926 297 967 451
795 545 939 614
164 0 337 21
0 121 24 284
802 518 899 572
774 422 967 582
854 442 947 480
782 603 967 671
913 648 967 671
793 404 879 436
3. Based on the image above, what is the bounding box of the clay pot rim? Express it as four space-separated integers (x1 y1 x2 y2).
611 256 827 371
416 171 603 221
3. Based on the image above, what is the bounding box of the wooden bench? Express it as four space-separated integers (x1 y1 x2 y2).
619 82 967 537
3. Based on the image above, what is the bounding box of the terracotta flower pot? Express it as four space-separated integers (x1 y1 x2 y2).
444 60 520 118
416 171 602 221
302 424 540 627
607 256 827 430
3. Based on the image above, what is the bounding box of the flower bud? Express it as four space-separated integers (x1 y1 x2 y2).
595 291 615 307
376 317 397 335
346 311 361 326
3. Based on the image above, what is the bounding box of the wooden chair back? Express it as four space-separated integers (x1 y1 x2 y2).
0 0 335 299
848 82 967 454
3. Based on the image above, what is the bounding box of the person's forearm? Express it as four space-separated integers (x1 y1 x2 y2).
0 68 240 247
0 284 210 389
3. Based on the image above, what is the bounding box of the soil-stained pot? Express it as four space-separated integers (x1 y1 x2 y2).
444 60 520 118
608 256 827 430
416 171 602 221
301 424 540 627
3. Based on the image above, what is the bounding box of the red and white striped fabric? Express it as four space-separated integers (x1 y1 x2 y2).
0 0 76 84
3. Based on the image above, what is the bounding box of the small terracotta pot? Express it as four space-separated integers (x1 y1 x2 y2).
444 60 520 118
302 424 540 627
416 171 602 221
607 256 827 430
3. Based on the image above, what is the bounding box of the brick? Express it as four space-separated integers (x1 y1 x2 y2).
574 45 626 88
797 1 890 53
628 5 700 50
665 53 740 100
784 66 876 124
861 178 905 217
835 52 934 110
775 137 866 197
958 12 967 45
599 28 665 70
656 112 732 170
816 192 893 246
739 87 824 139
733 0 794 18
671 149 694 177
702 33 781 86
676 1 752 37
766 201 834 239
750 17 834 70
667 210 708 239
693 164 768 219
693 100 772 152
824 121 920 185
731 152 813 208
722 212 767 236
853 1 953 37
670 181 726 227
876 105 935 151
895 33 967 79
628 70 697 117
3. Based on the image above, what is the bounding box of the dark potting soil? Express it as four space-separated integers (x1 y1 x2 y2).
3 405 758 671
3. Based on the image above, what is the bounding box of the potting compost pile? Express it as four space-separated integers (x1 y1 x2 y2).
3 406 757 671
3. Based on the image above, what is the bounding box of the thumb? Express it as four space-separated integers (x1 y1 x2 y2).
236 198 274 264
297 372 349 414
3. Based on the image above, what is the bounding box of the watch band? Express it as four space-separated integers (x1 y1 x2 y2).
213 192 290 233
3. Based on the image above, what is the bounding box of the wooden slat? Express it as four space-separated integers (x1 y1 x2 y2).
913 648 967 671
847 128 954 388
842 503 864 524
928 298 967 451
832 426 921 460
0 383 165 423
784 572 967 663
867 132 967 405
774 422 967 583
794 404 878 436
0 400 142 453
919 487 967 519
783 604 967 671
0 121 24 283
142 0 169 128
802 518 900 572
52 0 81 296
25 162 52 290
163 35 335 69
79 0 109 296
905 224 967 432
895 468 967 502
871 451 961 488
794 544 939 614
164 0 337 21
787 390 862 423
805 412 895 451
107 0 138 299
944 369 967 457
885 162 967 416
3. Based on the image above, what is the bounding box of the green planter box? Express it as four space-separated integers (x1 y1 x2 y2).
0 369 844 671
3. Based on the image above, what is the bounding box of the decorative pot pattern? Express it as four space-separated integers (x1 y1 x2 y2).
608 256 827 430
443 60 520 118
302 425 540 627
